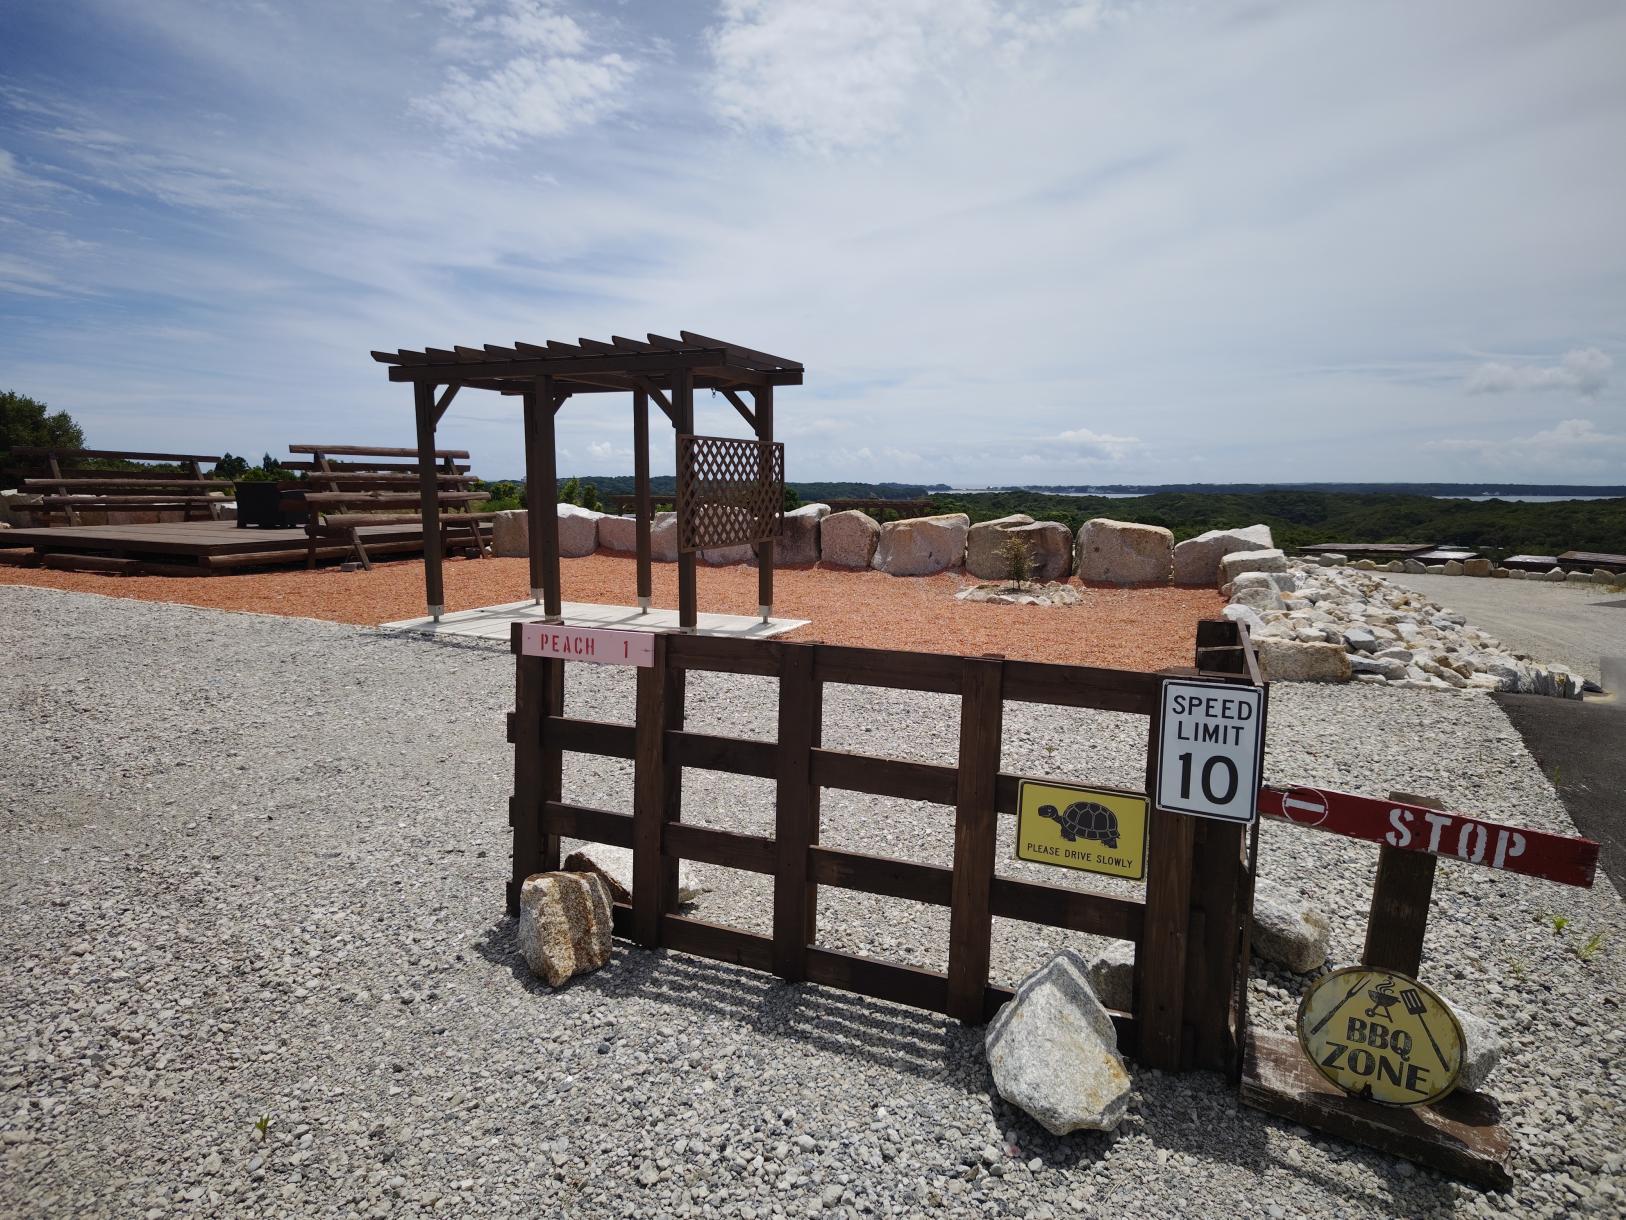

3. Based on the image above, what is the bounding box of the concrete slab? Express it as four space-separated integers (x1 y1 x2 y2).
379 598 808 643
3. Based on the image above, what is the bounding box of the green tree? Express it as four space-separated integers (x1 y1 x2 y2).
579 481 603 512
1 390 85 469
559 476 581 506
782 484 802 512
214 453 251 479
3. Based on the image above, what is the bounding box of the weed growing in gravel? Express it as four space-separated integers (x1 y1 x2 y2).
253 1114 272 1142
1548 913 1572 935
1575 932 1607 963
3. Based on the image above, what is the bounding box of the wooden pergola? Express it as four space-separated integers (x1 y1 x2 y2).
372 331 803 631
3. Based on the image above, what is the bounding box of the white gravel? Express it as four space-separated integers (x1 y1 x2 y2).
2 585 1623 1218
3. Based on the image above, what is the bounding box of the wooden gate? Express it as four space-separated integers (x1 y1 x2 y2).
507 620 1264 1073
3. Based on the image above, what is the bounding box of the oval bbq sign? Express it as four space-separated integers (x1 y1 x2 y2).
1297 967 1464 1107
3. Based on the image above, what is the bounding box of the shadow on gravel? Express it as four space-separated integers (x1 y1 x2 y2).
475 919 1462 1211
475 916 984 1085
1495 692 1626 892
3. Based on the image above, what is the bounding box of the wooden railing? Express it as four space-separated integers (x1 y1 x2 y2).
507 620 1265 1073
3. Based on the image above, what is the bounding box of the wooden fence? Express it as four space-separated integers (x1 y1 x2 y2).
507 620 1265 1073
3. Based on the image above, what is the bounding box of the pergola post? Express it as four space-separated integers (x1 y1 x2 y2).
673 367 697 633
522 389 546 606
532 375 563 623
753 384 774 622
414 382 444 620
633 388 652 613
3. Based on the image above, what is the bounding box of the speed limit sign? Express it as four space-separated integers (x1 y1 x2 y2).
1155 679 1264 824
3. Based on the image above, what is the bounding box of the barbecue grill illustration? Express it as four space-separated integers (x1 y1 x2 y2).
1038 801 1120 849
1364 980 1402 1020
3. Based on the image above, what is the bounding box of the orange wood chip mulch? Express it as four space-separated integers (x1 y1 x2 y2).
0 555 1226 671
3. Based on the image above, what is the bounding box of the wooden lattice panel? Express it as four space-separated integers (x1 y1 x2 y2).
677 434 784 553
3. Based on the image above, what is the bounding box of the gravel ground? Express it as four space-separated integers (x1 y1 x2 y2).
3 585 1624 1220
1386 574 1626 686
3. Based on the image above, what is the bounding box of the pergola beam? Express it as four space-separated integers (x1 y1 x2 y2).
383 330 800 633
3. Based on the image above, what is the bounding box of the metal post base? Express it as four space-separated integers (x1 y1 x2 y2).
428 604 444 622
530 587 544 605
638 596 651 613
758 604 772 623
544 616 564 626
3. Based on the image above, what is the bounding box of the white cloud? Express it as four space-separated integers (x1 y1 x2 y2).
1054 426 1141 461
707 0 1000 149
416 1 633 145
1426 418 1626 470
1465 348 1612 398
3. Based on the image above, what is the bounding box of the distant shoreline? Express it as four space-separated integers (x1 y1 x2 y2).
944 483 1625 498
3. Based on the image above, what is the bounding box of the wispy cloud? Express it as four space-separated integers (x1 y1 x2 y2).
416 0 636 146
1465 348 1612 398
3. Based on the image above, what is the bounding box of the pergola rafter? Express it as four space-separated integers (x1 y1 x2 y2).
375 331 802 630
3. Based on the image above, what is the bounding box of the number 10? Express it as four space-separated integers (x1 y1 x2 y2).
1177 752 1239 804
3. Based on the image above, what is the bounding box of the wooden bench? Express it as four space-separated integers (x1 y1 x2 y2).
6 447 229 526
282 444 493 569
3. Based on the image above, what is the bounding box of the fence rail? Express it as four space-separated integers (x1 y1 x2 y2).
506 622 1263 1071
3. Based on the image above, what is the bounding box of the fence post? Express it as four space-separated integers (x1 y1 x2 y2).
947 655 1004 1023
508 627 542 916
1361 791 1441 976
632 634 672 948
773 642 821 981
507 627 563 913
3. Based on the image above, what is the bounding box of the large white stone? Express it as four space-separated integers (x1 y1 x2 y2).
516 872 615 988
1218 548 1288 585
820 510 880 569
651 511 679 563
755 502 829 566
1454 1007 1502 1092
1171 525 1274 585
562 847 709 907
965 514 1036 580
490 504 605 558
597 515 637 553
872 513 969 576
984 950 1131 1135
557 503 603 558
1075 518 1173 585
1257 638 1352 683
1007 521 1074 582
1080 941 1135 1013
1251 884 1330 973
492 509 529 558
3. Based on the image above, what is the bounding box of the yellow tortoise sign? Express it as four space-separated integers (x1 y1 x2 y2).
1015 781 1148 881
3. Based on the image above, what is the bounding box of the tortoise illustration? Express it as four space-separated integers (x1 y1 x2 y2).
1039 801 1120 848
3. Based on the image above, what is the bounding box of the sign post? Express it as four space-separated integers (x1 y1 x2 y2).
1155 679 1264 824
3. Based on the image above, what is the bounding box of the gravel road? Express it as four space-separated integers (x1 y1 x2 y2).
1386 574 1626 685
3 585 1624 1219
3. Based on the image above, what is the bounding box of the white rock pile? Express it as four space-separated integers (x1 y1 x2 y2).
1224 559 1589 697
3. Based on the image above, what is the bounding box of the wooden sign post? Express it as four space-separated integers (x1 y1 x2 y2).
1244 783 1600 1187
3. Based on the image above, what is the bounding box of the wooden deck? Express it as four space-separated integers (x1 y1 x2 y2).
380 598 807 642
0 519 428 574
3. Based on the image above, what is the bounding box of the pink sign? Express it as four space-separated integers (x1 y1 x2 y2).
519 623 656 667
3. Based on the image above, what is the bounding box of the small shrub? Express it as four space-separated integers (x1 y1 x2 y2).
996 534 1035 589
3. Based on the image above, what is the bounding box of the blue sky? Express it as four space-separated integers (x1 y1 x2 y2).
2 0 1623 484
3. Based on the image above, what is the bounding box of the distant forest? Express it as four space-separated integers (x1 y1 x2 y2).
478 477 1624 558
